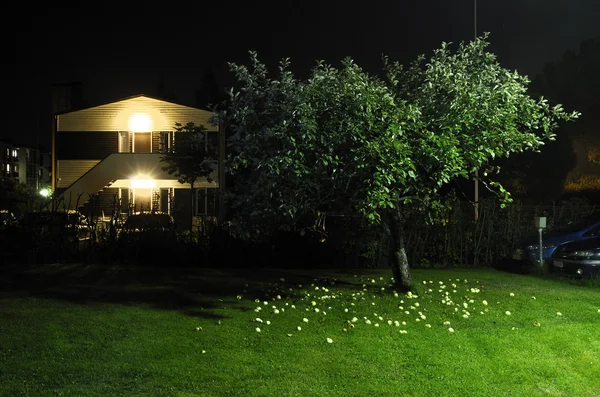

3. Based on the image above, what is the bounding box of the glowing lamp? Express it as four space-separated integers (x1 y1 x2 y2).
130 179 156 189
39 188 51 197
128 113 153 132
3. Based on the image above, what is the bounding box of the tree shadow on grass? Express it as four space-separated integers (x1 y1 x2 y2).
0 264 380 319
0 264 385 318
0 264 237 319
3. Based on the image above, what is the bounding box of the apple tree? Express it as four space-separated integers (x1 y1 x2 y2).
220 35 579 290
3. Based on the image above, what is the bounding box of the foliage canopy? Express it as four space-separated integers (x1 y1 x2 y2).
222 34 578 234
160 122 216 187
219 34 579 289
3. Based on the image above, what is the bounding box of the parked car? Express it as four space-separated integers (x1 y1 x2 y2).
117 212 176 263
502 212 600 272
120 212 175 233
19 210 94 248
548 237 600 277
0 209 16 229
117 212 176 243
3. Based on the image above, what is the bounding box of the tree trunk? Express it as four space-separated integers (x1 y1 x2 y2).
383 207 413 292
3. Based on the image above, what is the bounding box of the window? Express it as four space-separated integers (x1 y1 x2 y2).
11 149 18 160
12 164 18 176
159 132 172 152
27 164 36 178
196 188 220 216
118 131 130 153
133 132 151 153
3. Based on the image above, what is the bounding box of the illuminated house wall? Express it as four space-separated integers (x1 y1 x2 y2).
53 94 221 225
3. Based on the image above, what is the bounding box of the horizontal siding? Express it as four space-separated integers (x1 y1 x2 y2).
57 96 218 132
57 160 100 188
57 131 118 160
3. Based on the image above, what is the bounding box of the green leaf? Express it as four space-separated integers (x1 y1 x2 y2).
220 37 579 242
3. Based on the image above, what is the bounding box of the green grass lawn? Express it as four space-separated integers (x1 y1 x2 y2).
1 264 599 397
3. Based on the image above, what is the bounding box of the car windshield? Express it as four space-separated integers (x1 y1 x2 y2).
554 213 600 233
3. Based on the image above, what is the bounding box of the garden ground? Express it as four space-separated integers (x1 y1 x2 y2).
1 264 599 396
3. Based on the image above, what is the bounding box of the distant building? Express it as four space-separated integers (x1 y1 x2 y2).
0 140 19 181
39 151 52 188
0 140 51 189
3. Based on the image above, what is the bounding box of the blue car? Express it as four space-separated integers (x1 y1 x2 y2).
549 237 600 277
506 213 600 271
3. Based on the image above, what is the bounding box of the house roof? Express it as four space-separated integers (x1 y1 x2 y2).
56 94 218 132
54 94 206 116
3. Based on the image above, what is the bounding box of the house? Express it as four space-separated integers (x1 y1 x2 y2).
52 94 224 230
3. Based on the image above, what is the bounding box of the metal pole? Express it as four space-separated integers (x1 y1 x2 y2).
474 170 479 221
36 128 39 191
474 0 477 37
538 228 543 266
219 120 226 220
51 115 56 192
473 0 479 222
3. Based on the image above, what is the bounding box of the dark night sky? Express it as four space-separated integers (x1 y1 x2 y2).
3 0 600 149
